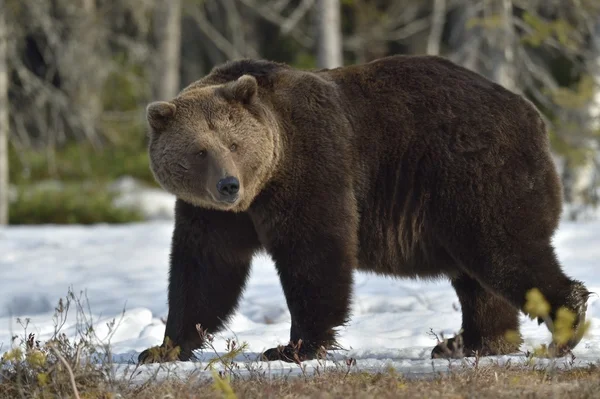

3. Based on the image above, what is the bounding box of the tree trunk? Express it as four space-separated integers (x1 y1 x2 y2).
491 0 516 91
0 0 8 225
589 21 600 133
569 20 600 218
426 0 446 56
153 0 182 100
447 4 481 73
76 0 103 147
316 0 342 69
180 16 207 87
240 0 260 58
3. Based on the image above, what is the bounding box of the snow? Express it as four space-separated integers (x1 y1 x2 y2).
1 214 600 379
109 176 176 221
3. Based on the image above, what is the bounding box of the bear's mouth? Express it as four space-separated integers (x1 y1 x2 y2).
206 188 239 206
219 194 239 204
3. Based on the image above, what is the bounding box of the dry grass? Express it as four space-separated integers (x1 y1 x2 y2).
1 289 598 399
121 365 600 399
5 361 597 399
4 350 599 399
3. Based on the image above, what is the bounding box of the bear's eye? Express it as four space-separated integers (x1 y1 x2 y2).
230 143 238 152
196 149 207 158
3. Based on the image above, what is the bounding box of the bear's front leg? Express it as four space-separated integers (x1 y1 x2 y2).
256 200 358 363
138 199 261 364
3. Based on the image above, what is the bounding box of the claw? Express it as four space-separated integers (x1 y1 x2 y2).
137 342 194 364
260 341 326 363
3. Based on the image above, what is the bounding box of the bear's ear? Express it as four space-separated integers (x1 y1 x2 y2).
147 101 176 130
220 75 258 105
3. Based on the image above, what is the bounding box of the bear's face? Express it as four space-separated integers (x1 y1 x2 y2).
146 75 278 212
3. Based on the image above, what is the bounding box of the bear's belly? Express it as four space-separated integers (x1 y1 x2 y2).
355 220 459 279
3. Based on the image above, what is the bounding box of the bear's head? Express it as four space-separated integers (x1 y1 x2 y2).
146 75 279 212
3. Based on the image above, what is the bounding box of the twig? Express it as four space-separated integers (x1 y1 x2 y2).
49 344 81 399
187 5 245 60
280 0 315 34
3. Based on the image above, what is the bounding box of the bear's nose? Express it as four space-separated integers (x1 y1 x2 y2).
217 176 240 196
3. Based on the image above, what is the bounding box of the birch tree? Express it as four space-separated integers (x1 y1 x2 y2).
490 0 516 91
0 0 8 225
316 0 343 68
588 22 600 143
153 0 182 100
564 8 600 217
448 0 517 91
426 0 446 56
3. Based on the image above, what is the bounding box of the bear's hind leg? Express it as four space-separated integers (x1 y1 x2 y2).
445 237 589 357
432 273 521 359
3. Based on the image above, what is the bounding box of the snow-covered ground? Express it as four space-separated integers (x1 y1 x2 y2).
1 212 599 378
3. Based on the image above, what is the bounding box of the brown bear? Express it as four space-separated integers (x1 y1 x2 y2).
138 54 590 364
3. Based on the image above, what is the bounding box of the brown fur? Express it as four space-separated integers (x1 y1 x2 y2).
138 55 590 364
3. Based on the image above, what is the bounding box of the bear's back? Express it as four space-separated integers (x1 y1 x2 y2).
183 59 291 93
324 55 536 140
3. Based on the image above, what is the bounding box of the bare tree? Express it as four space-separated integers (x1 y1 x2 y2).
153 0 182 100
342 1 430 63
237 0 315 48
0 0 8 225
316 0 343 68
184 0 262 70
4 0 154 156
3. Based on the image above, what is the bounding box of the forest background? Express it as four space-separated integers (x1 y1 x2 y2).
1 0 600 225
